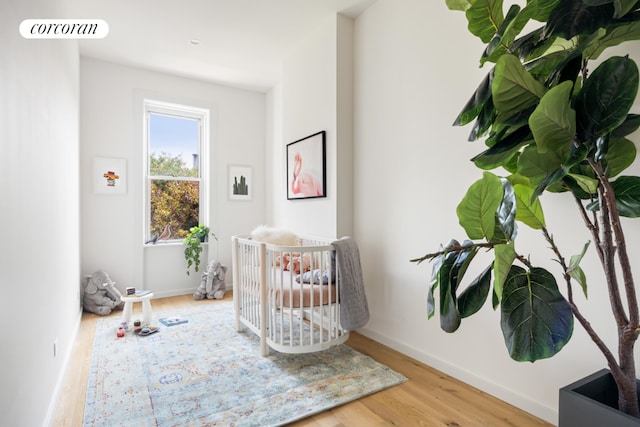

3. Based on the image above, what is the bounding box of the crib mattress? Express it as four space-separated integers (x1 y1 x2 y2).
265 270 336 308
271 282 337 308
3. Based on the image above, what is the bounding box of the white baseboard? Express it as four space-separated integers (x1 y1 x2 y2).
150 288 197 299
356 327 558 426
43 309 83 427
150 287 232 300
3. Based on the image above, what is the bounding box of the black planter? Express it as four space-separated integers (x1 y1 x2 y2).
559 369 640 427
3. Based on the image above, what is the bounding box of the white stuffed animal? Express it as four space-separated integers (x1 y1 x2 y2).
82 270 124 315
194 260 227 300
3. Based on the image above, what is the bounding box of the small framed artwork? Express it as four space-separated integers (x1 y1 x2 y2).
94 157 127 195
286 131 326 200
228 165 252 201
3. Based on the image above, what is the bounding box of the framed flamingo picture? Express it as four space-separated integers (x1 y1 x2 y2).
286 131 326 200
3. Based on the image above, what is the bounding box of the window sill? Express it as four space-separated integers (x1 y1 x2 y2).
144 241 208 247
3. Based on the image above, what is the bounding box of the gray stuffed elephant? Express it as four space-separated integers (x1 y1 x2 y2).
194 260 227 300
82 270 124 315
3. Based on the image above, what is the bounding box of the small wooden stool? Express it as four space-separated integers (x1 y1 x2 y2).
121 292 154 325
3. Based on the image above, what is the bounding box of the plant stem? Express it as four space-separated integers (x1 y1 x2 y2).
591 162 640 416
573 161 640 416
410 242 494 264
542 225 619 373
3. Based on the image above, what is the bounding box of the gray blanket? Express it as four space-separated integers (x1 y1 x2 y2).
332 237 370 330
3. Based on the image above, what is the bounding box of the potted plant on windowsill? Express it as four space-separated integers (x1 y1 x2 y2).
183 225 217 275
413 1 640 424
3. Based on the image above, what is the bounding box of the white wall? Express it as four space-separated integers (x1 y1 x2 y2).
350 0 640 424
0 1 81 426
275 14 355 238
80 58 266 297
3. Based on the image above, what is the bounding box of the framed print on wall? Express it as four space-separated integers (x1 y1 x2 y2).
228 165 252 200
94 157 127 195
286 131 326 200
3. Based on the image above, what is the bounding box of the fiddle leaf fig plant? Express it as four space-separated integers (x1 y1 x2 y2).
414 0 640 417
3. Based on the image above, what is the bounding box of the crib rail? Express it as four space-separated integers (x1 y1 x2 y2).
232 234 349 356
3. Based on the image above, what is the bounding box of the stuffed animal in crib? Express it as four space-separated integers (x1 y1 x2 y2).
82 270 124 315
194 259 227 300
279 252 311 274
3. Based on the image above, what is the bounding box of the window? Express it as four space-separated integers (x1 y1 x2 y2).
144 100 209 244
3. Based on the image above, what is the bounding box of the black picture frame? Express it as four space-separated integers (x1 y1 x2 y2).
286 131 326 200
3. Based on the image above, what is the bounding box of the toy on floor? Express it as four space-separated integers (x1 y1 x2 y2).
159 317 188 327
193 260 227 300
82 270 124 315
137 326 158 336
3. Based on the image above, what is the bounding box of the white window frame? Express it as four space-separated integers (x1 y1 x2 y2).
143 99 209 244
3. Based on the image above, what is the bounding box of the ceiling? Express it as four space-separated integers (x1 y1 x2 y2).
58 0 376 92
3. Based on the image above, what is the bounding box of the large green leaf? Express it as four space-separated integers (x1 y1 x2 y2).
517 144 569 185
612 176 640 217
605 137 637 177
493 241 515 300
544 0 614 40
547 54 583 89
438 250 462 332
454 71 494 127
466 0 505 43
528 0 562 22
469 98 497 141
493 54 547 123
481 4 530 65
533 166 570 200
427 256 443 319
472 125 532 159
567 173 599 194
529 81 576 153
512 26 548 61
473 147 523 171
563 172 596 200
524 40 577 80
457 172 504 241
612 114 640 138
595 135 610 162
584 20 640 60
440 243 479 332
613 0 639 17
428 240 458 319
513 183 546 229
492 178 518 244
501 266 574 361
584 0 640 17
446 0 472 11
451 242 479 293
458 264 493 317
503 151 522 173
581 0 615 5
575 56 639 143
519 138 586 193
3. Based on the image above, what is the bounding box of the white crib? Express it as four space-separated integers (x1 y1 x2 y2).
232 234 349 356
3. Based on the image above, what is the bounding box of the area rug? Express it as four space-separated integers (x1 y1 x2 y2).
83 301 407 426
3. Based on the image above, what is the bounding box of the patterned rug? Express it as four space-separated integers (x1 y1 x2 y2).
83 301 406 426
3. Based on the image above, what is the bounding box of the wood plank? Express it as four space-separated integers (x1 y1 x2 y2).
50 294 553 427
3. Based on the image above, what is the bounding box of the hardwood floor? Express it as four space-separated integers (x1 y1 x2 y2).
51 294 553 426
